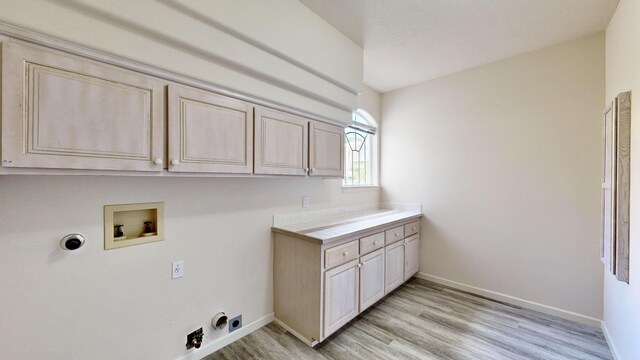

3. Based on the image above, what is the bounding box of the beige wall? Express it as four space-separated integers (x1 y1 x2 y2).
0 176 377 359
357 85 382 122
381 34 605 320
356 85 382 186
0 2 377 359
604 0 640 358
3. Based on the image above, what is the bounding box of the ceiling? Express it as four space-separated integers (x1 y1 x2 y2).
300 0 619 93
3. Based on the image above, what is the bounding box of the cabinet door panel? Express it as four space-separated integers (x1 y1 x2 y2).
1 42 164 171
324 260 359 338
360 248 385 311
168 85 253 173
309 121 344 177
404 234 420 280
385 240 405 294
254 106 308 175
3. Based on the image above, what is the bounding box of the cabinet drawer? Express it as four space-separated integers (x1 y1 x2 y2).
404 221 420 237
385 226 404 245
325 240 359 270
360 232 384 255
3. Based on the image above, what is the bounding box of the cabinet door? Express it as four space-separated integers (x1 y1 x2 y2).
404 234 420 280
385 240 405 294
167 85 253 173
324 259 359 338
254 106 308 176
1 42 164 172
309 121 344 178
360 248 385 311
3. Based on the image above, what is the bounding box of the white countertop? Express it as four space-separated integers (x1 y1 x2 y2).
272 209 422 244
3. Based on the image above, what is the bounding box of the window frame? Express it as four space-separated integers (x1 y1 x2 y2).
343 109 379 189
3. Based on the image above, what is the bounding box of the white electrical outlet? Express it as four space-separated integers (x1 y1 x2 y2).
302 195 309 208
172 260 184 279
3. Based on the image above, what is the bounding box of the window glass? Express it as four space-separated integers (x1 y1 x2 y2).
344 110 377 187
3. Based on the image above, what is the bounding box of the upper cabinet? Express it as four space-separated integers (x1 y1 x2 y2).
254 106 345 178
1 42 165 172
0 40 345 178
167 85 253 174
309 121 344 178
254 106 308 176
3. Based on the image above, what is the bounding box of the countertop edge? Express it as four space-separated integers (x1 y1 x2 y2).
271 212 423 245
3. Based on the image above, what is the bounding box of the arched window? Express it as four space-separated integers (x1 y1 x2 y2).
344 109 377 187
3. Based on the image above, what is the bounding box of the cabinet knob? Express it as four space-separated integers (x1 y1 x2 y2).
170 159 179 166
358 263 362 268
153 158 163 165
305 168 309 172
343 251 349 256
395 233 399 237
373 240 378 245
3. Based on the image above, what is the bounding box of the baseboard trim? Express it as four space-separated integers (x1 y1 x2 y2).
601 321 621 360
416 273 602 328
177 312 274 360
273 318 318 347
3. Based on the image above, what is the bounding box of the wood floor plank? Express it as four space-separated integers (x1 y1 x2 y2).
203 278 612 360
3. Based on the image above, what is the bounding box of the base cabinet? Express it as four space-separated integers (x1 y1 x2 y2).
359 248 385 311
323 260 360 338
404 234 420 280
273 216 421 346
385 240 405 294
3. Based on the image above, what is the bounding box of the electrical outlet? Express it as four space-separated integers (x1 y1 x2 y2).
228 314 242 333
172 260 184 279
302 195 309 208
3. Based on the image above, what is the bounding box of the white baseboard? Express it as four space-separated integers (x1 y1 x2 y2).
416 273 602 328
177 312 274 360
273 318 317 347
601 321 621 360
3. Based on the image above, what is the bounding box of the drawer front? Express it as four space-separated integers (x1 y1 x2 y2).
404 221 420 237
385 226 405 245
360 232 385 255
325 240 359 270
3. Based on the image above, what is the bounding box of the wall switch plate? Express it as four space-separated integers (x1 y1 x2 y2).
172 260 184 279
302 195 309 208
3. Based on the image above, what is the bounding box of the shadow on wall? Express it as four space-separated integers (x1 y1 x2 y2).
49 0 344 109
0 175 346 237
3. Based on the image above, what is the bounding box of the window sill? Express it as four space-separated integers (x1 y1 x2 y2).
342 185 380 193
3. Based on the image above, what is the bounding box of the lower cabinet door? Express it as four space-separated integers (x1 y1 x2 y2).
404 234 420 280
360 248 385 311
324 259 360 338
385 240 405 294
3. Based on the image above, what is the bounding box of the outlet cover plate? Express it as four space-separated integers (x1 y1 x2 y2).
172 260 184 279
228 314 242 333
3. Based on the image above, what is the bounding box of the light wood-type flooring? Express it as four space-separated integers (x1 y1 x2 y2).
204 278 612 360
